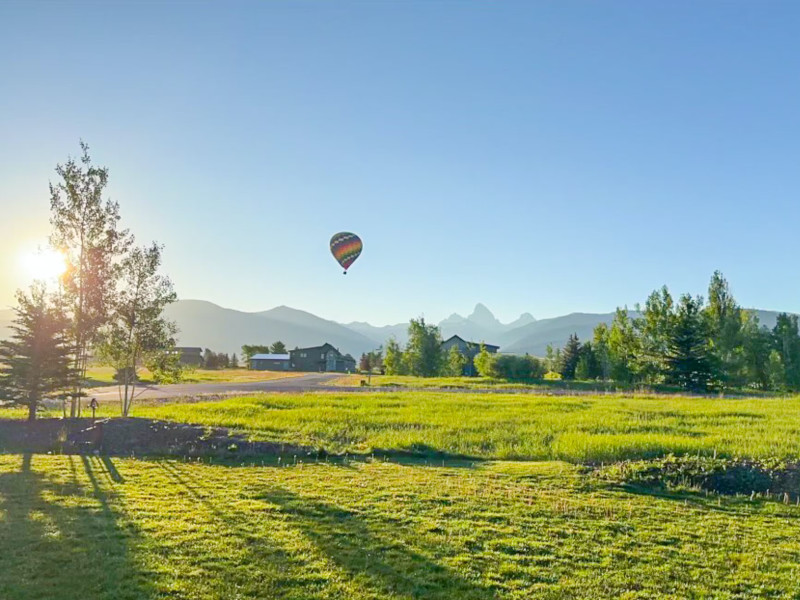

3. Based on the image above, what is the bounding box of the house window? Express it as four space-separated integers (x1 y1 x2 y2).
321 353 325 359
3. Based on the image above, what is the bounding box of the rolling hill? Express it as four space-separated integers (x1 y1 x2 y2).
0 300 793 359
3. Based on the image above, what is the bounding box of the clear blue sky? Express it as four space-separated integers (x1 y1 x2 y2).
2 1 799 325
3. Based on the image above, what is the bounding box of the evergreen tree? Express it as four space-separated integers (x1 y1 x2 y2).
706 271 743 387
270 341 287 354
592 323 612 380
575 342 600 380
558 333 582 380
0 285 74 421
664 295 715 392
230 353 239 369
740 312 771 389
771 313 800 390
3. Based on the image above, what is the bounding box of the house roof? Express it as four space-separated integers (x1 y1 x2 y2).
442 335 500 351
175 347 203 353
290 343 338 355
251 353 291 361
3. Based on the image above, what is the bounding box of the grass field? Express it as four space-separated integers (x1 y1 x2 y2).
105 391 800 463
85 367 304 386
4 391 800 598
2 453 799 600
330 373 775 396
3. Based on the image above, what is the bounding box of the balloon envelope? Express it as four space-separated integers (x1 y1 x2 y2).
330 232 363 272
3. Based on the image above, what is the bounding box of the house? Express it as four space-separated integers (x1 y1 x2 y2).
289 343 357 373
250 353 291 371
441 335 500 376
174 347 203 366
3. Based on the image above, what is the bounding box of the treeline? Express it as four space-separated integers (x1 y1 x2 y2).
200 349 238 370
381 318 545 380
548 271 800 392
240 342 287 366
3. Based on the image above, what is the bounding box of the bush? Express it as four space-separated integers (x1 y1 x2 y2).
477 353 546 381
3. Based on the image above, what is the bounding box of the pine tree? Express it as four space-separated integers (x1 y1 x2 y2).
0 285 74 421
230 353 239 369
558 334 582 380
664 295 715 392
270 341 287 355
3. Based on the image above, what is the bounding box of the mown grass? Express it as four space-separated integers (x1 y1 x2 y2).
1 453 799 599
93 391 800 463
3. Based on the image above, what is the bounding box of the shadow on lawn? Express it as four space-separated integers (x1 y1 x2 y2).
0 454 154 600
261 487 498 600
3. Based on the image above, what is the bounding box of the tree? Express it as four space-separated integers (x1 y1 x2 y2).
270 341 287 354
740 312 771 389
575 342 601 380
49 142 132 416
545 344 561 374
230 353 239 369
473 344 494 377
636 286 675 383
446 345 468 377
359 353 370 372
405 317 444 377
592 323 612 380
241 345 271 366
558 334 582 380
608 308 640 383
771 313 800 390
383 338 406 375
706 271 743 387
664 294 715 392
0 285 74 421
95 243 177 416
491 354 546 380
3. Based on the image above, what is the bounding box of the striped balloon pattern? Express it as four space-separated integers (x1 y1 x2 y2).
330 232 363 273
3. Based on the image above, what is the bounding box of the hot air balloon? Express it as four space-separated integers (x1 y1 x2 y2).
330 232 362 274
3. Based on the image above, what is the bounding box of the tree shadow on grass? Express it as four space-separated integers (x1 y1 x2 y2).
260 486 498 600
0 454 155 600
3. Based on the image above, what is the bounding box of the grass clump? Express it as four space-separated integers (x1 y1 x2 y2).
599 454 800 498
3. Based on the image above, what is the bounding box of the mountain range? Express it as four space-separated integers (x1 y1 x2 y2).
0 301 791 359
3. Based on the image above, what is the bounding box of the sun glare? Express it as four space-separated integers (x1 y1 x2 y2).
19 247 67 282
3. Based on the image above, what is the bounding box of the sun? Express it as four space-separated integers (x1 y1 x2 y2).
19 247 67 282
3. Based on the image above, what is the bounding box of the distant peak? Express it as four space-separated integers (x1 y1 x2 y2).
469 303 495 319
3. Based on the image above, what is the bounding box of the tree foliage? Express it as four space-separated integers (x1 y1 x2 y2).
96 243 177 416
49 142 132 416
0 285 74 421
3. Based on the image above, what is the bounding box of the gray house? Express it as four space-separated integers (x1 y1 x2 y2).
441 335 499 376
290 343 356 373
250 353 291 371
174 347 203 366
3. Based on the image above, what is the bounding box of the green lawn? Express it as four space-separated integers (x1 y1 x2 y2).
4 391 800 598
1 454 799 599
113 391 800 462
